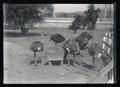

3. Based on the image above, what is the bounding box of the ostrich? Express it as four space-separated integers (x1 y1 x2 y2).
63 39 83 66
75 32 93 41
75 32 93 50
88 43 112 71
50 33 65 45
87 43 102 66
30 41 44 66
78 37 89 50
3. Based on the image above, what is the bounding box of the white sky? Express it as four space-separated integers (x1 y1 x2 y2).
54 4 114 13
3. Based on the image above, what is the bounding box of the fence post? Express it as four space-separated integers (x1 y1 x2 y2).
41 32 45 43
102 31 113 83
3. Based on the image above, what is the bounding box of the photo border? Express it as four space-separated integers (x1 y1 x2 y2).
1 0 119 87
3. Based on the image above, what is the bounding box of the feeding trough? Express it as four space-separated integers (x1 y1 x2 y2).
46 46 64 66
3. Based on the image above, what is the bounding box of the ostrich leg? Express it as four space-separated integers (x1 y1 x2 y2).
67 53 71 66
34 51 40 66
72 54 76 67
34 51 37 66
63 49 68 64
34 51 36 57
68 59 70 66
92 56 95 66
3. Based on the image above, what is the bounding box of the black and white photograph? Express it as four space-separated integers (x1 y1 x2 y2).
3 4 115 84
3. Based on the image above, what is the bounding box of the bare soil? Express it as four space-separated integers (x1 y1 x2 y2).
4 28 107 83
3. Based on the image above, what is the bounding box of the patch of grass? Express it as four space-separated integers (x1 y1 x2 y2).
4 31 50 38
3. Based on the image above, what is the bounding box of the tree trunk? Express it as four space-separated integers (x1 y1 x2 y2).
21 24 28 35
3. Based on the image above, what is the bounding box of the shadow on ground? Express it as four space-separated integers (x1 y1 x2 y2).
81 62 94 69
29 60 62 65
4 32 50 38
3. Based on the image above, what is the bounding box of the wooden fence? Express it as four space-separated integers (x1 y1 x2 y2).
87 30 114 83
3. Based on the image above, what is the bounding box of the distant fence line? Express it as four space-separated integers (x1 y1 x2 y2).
5 17 113 29
33 18 113 29
43 17 113 22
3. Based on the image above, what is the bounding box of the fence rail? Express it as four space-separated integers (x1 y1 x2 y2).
43 17 113 23
87 60 113 83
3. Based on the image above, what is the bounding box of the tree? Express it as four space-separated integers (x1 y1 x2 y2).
69 15 84 33
6 4 53 35
69 4 101 33
84 4 101 31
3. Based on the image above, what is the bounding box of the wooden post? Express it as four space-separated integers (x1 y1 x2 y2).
41 32 45 43
105 4 107 30
105 4 107 18
110 4 111 18
53 5 55 18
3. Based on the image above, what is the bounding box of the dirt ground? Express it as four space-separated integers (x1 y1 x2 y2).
4 28 107 84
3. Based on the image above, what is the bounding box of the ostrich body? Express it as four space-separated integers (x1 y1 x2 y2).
78 38 89 50
30 41 44 66
75 32 93 50
50 33 65 45
75 32 93 42
63 39 83 66
88 43 102 66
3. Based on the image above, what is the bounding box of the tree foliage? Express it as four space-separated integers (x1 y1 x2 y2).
6 4 53 35
69 15 84 33
84 4 101 30
69 4 101 32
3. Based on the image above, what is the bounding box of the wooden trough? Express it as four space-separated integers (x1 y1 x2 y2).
46 45 64 66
